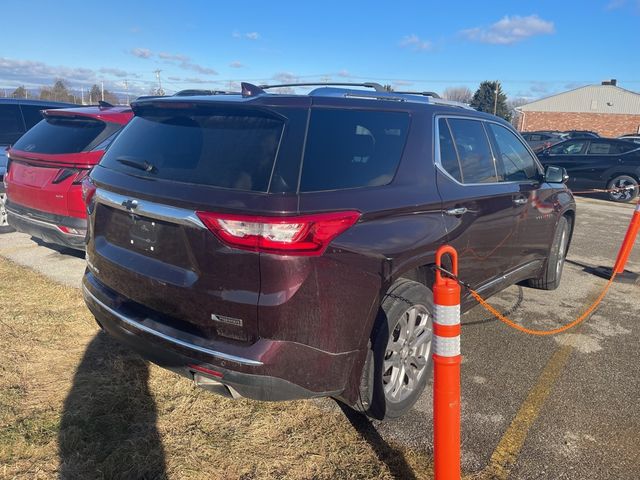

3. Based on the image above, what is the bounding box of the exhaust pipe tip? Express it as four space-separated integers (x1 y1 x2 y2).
193 372 242 399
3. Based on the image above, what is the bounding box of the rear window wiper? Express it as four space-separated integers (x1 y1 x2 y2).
116 156 156 173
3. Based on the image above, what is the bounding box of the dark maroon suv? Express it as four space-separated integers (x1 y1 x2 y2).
82 83 575 419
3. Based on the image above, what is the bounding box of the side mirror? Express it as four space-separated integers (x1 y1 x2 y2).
544 165 569 184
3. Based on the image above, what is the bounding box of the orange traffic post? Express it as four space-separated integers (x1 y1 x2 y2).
433 245 462 480
613 198 640 274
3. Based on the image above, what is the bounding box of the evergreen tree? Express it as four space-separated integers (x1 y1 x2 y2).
89 84 101 103
12 86 27 98
39 80 74 103
470 81 510 120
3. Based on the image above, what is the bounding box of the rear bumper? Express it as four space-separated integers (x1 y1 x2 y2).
6 201 86 250
82 271 359 401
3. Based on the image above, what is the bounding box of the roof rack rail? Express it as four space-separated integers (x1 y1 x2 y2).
393 90 441 99
427 98 474 109
259 82 386 92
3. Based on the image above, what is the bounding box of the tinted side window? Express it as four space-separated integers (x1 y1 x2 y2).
300 109 410 191
549 140 587 155
488 123 538 181
20 105 46 129
0 104 24 144
588 141 634 155
446 118 498 184
438 118 462 182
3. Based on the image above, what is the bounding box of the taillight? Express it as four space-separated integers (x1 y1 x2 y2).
195 211 361 256
81 176 96 206
52 168 79 184
51 168 90 185
73 169 90 185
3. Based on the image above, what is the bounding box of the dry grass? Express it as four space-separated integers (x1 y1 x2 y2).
0 258 432 479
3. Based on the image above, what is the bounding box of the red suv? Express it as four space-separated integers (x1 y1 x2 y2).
5 105 132 249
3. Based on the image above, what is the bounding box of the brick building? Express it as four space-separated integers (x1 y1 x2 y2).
515 80 640 137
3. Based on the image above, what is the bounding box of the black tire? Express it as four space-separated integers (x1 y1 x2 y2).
354 279 433 420
607 175 639 203
528 216 570 290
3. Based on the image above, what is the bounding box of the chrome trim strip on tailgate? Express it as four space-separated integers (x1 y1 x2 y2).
83 284 263 366
95 188 206 229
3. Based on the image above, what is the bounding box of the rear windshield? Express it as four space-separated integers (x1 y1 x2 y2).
12 116 116 154
300 109 410 191
100 109 284 192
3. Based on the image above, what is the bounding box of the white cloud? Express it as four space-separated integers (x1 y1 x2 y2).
399 34 433 51
605 0 626 10
132 50 218 76
158 52 189 62
99 67 127 78
131 47 152 58
185 63 217 75
233 31 260 40
461 15 554 45
0 57 153 97
337 69 350 78
273 72 298 83
229 61 244 68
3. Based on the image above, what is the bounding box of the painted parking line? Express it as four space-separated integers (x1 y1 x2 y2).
472 344 573 479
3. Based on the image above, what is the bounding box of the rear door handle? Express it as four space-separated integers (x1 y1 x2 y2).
513 197 528 206
445 207 468 216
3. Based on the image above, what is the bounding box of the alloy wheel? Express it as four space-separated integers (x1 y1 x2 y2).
382 304 432 404
610 178 638 202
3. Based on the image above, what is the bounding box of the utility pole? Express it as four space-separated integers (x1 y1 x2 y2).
101 81 105 101
493 80 499 116
154 69 164 96
123 79 129 105
81 87 85 105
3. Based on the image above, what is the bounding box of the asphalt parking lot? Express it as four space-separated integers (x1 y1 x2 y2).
1 195 638 479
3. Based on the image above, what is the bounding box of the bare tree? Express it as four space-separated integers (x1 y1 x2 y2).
507 97 529 127
442 86 473 104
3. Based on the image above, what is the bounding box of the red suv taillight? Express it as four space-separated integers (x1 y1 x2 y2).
196 211 361 256
73 169 91 185
81 176 97 206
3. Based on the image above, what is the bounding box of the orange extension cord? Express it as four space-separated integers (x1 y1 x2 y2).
467 271 618 336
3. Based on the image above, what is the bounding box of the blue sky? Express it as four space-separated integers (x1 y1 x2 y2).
0 0 638 101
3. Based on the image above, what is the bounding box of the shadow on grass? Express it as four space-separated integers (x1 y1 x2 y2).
337 402 417 480
58 331 166 479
